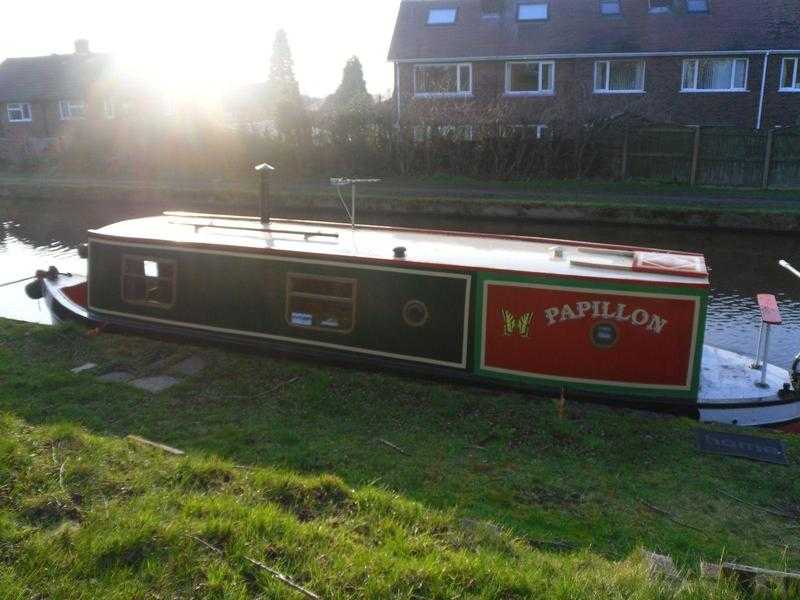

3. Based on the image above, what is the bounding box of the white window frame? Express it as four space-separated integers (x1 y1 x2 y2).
413 63 473 98
505 61 555 96
593 60 646 94
59 99 87 120
517 2 548 21
681 58 748 92
427 7 458 25
412 124 474 142
501 124 548 139
6 102 32 122
779 57 800 92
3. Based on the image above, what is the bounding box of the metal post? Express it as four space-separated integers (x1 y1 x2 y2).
690 126 701 186
752 321 766 369
762 128 775 189
758 324 772 388
620 129 629 180
351 183 356 229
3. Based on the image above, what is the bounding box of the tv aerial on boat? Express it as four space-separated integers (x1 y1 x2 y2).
330 177 381 228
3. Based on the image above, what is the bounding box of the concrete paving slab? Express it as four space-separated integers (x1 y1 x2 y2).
172 355 207 377
130 376 181 393
71 363 97 374
97 371 135 383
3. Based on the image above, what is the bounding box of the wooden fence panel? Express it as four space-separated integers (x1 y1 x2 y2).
626 128 694 183
769 130 800 188
696 128 767 187
623 126 800 188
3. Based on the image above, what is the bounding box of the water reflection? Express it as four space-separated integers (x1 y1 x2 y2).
1 196 799 367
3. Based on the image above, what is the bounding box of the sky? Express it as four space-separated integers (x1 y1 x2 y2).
0 1 401 100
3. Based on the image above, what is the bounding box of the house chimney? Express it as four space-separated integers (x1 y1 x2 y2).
74 39 90 55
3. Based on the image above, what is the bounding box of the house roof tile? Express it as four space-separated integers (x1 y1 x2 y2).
0 52 117 102
388 0 800 61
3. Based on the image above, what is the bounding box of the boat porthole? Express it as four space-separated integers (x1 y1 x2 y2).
402 300 429 328
590 321 618 349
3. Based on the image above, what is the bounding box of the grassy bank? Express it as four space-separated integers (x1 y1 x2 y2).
1 318 799 598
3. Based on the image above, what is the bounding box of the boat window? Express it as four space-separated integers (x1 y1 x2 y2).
286 273 356 334
122 256 177 308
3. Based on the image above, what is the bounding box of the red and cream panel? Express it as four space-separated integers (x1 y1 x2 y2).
476 279 706 395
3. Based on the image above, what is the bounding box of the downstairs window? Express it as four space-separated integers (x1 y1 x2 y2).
681 58 748 91
7 102 31 122
594 60 645 93
414 64 472 96
780 57 800 91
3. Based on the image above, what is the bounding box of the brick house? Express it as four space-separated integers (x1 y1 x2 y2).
388 0 800 139
0 40 150 158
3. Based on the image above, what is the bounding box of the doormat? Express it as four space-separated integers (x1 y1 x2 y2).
696 429 789 465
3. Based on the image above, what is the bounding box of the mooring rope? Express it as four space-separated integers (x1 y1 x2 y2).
0 275 36 288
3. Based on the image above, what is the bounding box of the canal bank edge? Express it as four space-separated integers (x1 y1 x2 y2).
2 177 800 233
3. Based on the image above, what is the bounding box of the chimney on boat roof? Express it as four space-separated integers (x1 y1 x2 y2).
254 163 275 224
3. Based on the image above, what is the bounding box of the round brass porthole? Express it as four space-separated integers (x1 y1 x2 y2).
402 300 429 328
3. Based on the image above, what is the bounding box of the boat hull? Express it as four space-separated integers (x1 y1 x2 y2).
41 274 92 325
40 271 800 426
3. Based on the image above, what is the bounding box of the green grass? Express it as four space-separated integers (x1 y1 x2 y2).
0 318 799 598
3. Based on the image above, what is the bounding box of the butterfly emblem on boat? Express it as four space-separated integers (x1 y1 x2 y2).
501 309 533 338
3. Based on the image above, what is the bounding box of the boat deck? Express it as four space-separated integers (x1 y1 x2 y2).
90 214 710 287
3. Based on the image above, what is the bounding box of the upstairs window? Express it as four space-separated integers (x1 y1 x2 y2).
780 58 800 91
686 0 709 12
7 102 31 122
600 0 621 15
682 58 748 91
505 61 555 94
517 2 548 20
427 8 457 24
414 63 472 96
649 0 672 13
286 273 356 334
122 256 177 308
59 99 86 120
594 60 645 93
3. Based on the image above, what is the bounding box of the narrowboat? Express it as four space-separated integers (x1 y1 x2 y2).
28 168 800 427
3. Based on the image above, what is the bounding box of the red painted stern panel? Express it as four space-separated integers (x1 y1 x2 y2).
62 283 88 308
481 283 701 390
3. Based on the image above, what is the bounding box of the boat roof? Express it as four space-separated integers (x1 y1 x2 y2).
88 213 710 288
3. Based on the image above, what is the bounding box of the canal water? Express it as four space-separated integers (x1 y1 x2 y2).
2 195 800 368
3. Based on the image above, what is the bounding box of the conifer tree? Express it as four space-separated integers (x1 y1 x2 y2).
266 29 308 145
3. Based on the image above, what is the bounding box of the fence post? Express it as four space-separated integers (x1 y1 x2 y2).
690 126 701 186
620 129 629 180
762 127 775 189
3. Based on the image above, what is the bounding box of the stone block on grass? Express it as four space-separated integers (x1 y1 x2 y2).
172 355 207 377
130 376 181 394
97 371 135 383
